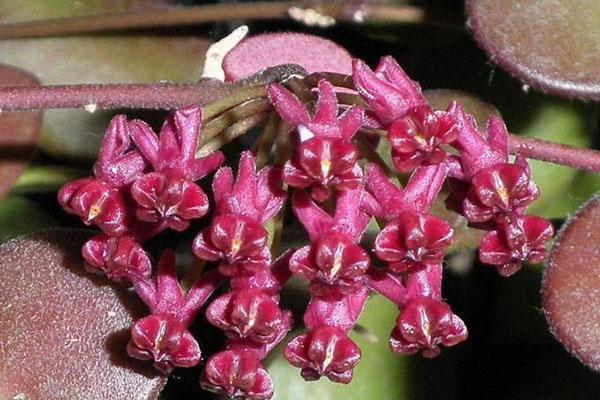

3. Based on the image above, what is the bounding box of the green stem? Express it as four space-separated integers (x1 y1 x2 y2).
200 98 272 145
197 112 269 157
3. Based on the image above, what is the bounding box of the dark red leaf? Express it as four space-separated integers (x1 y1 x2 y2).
542 195 600 372
0 230 166 399
466 0 600 100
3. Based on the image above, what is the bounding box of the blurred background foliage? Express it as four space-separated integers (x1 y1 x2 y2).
0 0 598 399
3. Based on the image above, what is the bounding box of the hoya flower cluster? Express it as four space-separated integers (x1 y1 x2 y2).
58 54 552 399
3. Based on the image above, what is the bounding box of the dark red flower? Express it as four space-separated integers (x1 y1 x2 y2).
363 162 448 222
58 179 129 236
206 289 292 343
374 212 454 274
285 326 361 383
462 162 539 223
130 105 223 232
131 171 209 231
58 114 150 236
388 105 459 172
448 103 509 179
290 232 370 295
127 314 201 374
192 214 271 276
389 297 467 358
82 234 151 284
268 79 364 201
479 215 554 277
284 137 362 202
352 56 427 127
201 350 274 400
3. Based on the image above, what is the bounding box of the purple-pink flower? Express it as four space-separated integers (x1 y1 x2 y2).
130 105 223 232
201 349 274 400
374 212 454 274
127 313 201 374
390 297 468 358
479 215 554 276
58 114 147 236
285 326 361 383
268 79 364 201
192 151 285 275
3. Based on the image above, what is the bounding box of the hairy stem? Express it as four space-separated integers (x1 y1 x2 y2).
0 81 234 110
0 2 448 40
0 79 598 172
509 135 600 173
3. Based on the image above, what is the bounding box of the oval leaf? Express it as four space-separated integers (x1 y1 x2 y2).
222 32 353 82
0 64 41 198
467 0 600 100
0 230 166 399
542 195 600 372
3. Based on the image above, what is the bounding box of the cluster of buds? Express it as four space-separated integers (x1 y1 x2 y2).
58 49 553 399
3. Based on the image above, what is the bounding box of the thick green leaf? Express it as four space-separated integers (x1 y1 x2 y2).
0 0 210 160
467 0 600 100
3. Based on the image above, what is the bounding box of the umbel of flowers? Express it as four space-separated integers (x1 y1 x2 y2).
58 53 552 399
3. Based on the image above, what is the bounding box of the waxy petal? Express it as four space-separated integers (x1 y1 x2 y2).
201 350 274 400
285 327 361 383
352 57 426 127
206 289 292 343
127 314 201 374
82 234 151 285
390 298 467 358
94 114 147 188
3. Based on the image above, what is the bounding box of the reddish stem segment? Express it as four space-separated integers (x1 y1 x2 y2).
509 135 600 173
0 82 598 172
0 81 233 110
0 2 444 40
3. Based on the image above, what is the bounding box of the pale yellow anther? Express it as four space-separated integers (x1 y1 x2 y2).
493 172 510 205
322 338 337 371
321 158 332 178
231 237 242 254
329 244 344 280
87 204 102 221
243 299 259 334
414 133 427 146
